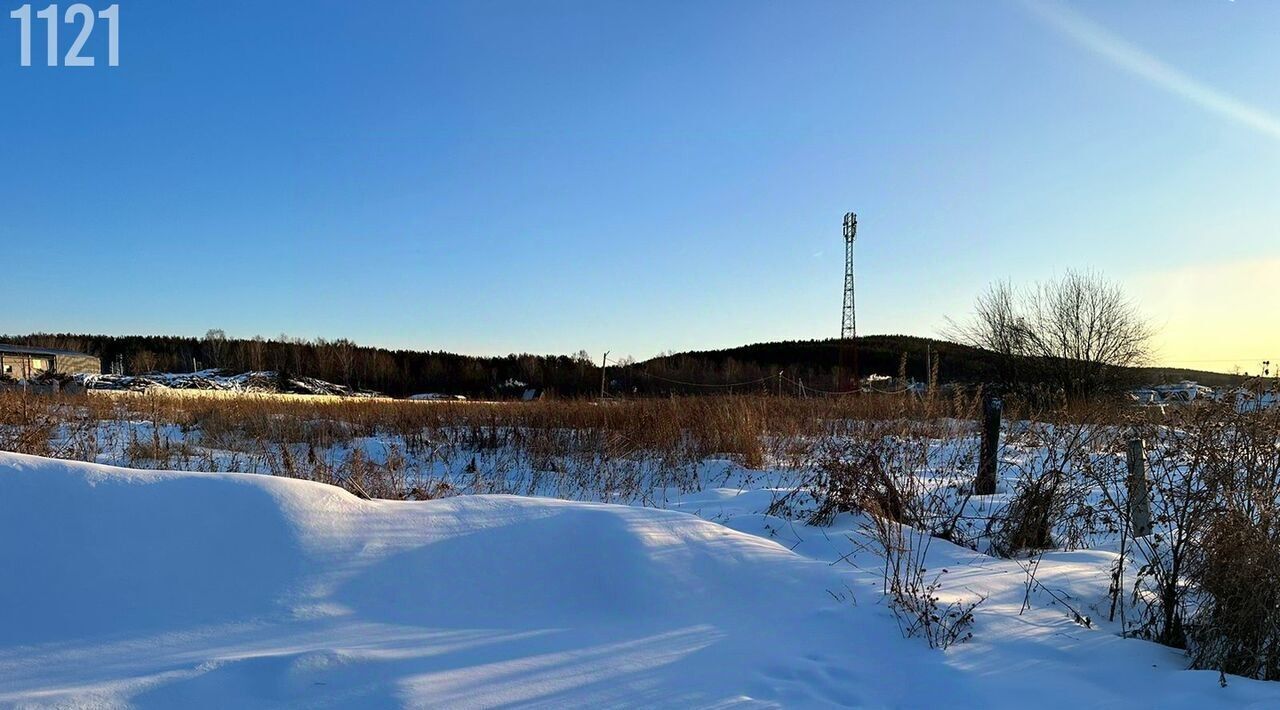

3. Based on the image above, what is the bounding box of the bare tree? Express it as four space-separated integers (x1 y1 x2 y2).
131 350 160 375
1024 271 1153 396
203 329 228 370
246 335 266 371
334 338 357 387
949 270 1153 397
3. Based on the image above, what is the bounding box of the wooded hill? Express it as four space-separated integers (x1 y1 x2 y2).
636 336 1248 394
1 332 1243 398
638 336 986 392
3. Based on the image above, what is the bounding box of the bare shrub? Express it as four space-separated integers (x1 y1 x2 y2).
1189 510 1280 680
0 391 58 456
863 491 985 650
992 404 1114 556
1066 401 1280 678
1119 411 1220 648
790 435 908 527
774 397 988 650
991 468 1063 555
1183 406 1280 680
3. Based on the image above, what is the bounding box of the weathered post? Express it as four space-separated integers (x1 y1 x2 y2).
1126 434 1153 537
599 351 609 399
975 391 1002 495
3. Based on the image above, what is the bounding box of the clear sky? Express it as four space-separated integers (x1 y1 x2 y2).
2 0 1277 372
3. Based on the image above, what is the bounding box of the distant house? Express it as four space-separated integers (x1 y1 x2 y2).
0 344 101 380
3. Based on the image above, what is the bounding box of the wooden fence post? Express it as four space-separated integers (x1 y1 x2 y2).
1126 435 1153 537
976 392 1002 495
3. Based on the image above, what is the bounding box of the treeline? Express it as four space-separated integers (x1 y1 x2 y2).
2 332 1241 399
1 332 607 398
0 332 994 398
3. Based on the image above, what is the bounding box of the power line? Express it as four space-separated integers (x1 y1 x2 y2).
778 374 914 396
631 369 775 389
602 354 779 390
1153 358 1272 364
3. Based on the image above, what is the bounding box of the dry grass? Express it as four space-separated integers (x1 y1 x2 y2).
0 389 978 498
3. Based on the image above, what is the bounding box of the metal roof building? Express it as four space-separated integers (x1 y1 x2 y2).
0 344 102 380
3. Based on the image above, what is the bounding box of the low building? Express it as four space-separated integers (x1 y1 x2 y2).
0 344 101 380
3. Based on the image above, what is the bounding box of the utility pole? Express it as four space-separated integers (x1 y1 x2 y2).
1256 360 1272 413
600 351 610 399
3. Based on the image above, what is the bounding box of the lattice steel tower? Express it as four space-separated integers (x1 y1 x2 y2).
841 212 857 340
839 212 858 391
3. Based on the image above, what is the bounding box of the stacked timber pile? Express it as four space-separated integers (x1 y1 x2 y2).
76 370 380 398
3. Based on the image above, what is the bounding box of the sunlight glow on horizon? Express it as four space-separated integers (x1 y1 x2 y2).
1133 258 1279 374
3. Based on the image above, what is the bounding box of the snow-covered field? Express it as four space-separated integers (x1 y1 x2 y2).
3 450 1278 708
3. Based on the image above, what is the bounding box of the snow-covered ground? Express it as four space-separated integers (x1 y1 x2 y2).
3 451 1278 708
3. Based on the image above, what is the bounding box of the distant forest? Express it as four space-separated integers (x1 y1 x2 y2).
1 332 1243 398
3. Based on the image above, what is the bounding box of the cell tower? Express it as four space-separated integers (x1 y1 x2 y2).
841 212 857 340
840 212 858 391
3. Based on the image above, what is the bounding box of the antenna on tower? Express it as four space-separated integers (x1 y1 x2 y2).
840 212 858 392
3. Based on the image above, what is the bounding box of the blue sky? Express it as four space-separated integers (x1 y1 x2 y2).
2 1 1277 370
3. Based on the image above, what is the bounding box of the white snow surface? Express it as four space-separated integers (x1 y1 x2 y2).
2 452 1278 708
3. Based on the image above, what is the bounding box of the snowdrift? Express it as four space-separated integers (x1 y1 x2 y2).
2 453 1278 708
